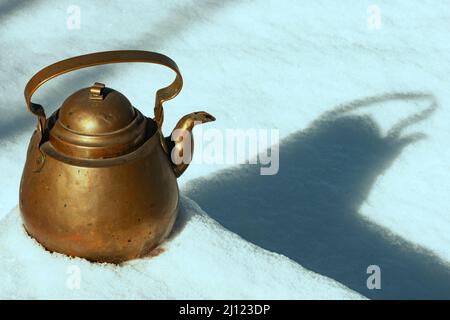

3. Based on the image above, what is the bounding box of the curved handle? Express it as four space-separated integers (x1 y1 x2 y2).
24 50 183 133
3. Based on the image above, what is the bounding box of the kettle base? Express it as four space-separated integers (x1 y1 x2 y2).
20 130 179 264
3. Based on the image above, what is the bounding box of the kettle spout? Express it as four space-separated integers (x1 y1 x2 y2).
167 111 215 177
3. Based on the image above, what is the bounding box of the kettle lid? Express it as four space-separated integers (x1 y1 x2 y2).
49 82 148 159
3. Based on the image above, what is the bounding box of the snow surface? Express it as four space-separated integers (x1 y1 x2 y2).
1 0 450 299
0 197 363 299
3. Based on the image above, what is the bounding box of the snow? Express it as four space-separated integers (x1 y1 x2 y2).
0 197 363 299
1 0 450 299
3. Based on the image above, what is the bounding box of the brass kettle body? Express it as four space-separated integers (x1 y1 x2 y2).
19 51 215 263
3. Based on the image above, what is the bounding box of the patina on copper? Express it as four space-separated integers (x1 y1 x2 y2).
19 50 215 263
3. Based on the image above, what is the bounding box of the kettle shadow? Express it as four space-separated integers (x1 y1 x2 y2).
180 92 450 299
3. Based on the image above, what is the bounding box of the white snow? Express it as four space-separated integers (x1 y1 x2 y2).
0 197 363 299
1 0 450 299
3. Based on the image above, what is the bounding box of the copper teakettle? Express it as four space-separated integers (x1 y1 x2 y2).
19 51 215 263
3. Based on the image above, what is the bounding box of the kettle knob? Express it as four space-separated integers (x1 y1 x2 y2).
89 82 106 100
